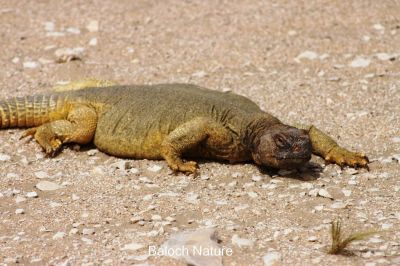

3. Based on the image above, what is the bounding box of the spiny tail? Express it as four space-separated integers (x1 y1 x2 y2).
0 94 63 129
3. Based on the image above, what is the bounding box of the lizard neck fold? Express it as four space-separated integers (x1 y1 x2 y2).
242 115 282 152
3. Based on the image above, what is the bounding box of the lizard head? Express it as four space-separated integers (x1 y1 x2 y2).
251 124 312 169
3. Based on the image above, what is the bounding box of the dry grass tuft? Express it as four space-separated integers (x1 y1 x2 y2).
328 219 377 255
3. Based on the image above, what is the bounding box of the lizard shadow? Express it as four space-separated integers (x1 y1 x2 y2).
257 161 323 181
194 159 323 181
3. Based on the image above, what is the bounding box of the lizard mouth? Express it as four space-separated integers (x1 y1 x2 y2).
268 156 311 169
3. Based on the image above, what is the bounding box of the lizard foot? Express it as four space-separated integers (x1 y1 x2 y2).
325 147 369 169
170 161 198 174
20 127 37 140
42 138 63 157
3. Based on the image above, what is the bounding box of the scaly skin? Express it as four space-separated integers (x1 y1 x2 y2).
0 80 369 173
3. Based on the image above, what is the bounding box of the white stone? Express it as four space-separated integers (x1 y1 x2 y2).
373 23 385 31
34 171 49 179
43 21 55 31
86 149 98 156
330 201 347 209
53 231 66 240
318 188 333 199
66 27 80 34
201 175 210 180
86 20 99 32
262 251 281 266
49 201 62 208
54 47 85 62
12 57 20 64
192 71 207 78
81 237 93 245
348 180 358 185
121 242 144 251
147 164 162 172
314 205 324 211
151 214 162 221
15 208 24 214
248 192 258 198
295 51 318 61
89 37 98 46
251 175 263 182
0 153 11 161
381 223 393 230
69 228 79 235
392 137 400 143
82 228 95 235
143 194 153 201
342 189 352 197
15 196 26 203
186 192 199 203
26 191 38 198
232 234 254 247
308 236 318 242
36 181 62 191
375 53 393 61
350 57 371 68
23 61 39 69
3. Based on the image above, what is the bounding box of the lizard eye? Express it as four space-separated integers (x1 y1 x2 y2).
274 134 290 148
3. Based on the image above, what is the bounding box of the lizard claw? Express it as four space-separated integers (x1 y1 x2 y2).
325 147 369 169
20 127 37 140
170 161 198 174
43 138 63 157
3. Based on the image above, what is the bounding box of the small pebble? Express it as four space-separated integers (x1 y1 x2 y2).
121 242 145 251
0 153 11 161
232 234 254 247
55 47 84 63
318 189 333 199
36 181 62 191
262 251 281 266
151 215 162 221
330 201 347 209
53 232 66 240
391 137 400 143
15 208 24 214
248 191 258 198
201 175 210 180
350 57 370 68
308 236 318 242
89 37 98 46
86 149 98 156
373 23 385 31
69 228 79 235
147 164 162 172
34 171 49 179
15 196 26 203
23 61 39 69
26 191 38 198
295 51 318 61
86 20 99 32
82 228 95 235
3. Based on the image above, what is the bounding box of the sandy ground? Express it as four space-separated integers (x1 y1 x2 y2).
0 0 399 265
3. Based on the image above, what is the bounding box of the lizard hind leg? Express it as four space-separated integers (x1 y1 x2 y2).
30 104 98 156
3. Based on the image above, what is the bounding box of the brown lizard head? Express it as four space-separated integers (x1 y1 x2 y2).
251 124 312 169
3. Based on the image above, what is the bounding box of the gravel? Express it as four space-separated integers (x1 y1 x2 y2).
0 1 399 265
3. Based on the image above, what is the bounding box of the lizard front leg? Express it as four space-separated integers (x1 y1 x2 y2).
22 103 97 156
161 117 233 174
295 124 369 168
